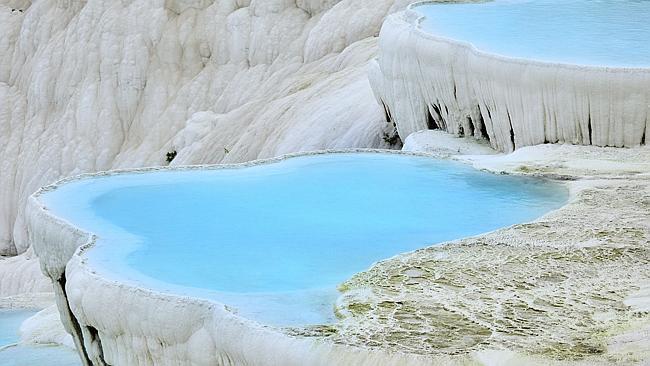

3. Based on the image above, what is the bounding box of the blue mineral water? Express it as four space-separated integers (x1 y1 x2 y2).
42 153 567 325
0 310 80 366
0 310 34 347
415 0 650 67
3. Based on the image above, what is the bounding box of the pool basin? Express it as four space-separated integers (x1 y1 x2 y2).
415 0 650 68
369 2 650 152
0 310 80 366
37 152 567 326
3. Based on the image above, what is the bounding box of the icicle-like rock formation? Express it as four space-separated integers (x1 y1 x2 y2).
369 5 650 153
0 0 411 256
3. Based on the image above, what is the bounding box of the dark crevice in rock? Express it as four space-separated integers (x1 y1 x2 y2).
165 150 177 164
587 111 593 145
466 116 475 137
426 106 439 130
382 121 403 148
507 110 516 150
431 104 447 130
641 125 646 146
485 106 492 120
56 275 94 366
85 325 109 366
477 108 490 142
381 100 392 123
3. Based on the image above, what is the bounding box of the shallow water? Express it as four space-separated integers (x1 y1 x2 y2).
0 310 80 366
416 0 650 67
0 311 34 347
42 153 567 325
0 345 81 366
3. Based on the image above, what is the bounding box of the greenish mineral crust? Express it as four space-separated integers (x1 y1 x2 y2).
322 182 650 361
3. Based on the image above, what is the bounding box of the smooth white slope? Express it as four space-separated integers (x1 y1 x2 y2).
0 0 410 255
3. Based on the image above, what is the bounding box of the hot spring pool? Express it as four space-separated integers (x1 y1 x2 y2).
0 310 34 347
0 310 80 366
415 0 650 67
41 153 567 325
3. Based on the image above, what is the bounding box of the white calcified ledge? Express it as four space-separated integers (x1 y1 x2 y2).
369 1 650 152
27 149 474 366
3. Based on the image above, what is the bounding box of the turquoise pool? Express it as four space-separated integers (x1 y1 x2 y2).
415 0 650 67
41 153 567 325
0 311 34 347
0 310 80 366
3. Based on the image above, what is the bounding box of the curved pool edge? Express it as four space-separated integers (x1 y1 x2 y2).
34 148 550 366
369 2 650 152
27 149 648 365
406 1 650 72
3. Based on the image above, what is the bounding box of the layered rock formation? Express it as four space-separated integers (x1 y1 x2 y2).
370 6 650 152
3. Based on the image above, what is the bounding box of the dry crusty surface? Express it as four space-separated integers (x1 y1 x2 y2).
288 173 650 363
333 181 650 361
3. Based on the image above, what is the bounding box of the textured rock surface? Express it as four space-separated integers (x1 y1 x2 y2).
402 129 496 156
335 179 650 363
0 250 50 297
370 6 650 153
19 304 74 348
0 0 414 256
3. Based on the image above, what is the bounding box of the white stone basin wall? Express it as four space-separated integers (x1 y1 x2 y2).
369 2 650 152
26 151 438 366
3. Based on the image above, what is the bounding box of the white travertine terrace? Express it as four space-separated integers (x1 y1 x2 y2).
26 150 456 366
369 2 650 152
27 147 650 365
4 0 650 363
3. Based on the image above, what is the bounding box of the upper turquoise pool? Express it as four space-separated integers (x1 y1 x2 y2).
41 153 567 326
415 0 650 67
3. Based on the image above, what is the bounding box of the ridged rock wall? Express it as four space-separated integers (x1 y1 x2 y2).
369 7 650 153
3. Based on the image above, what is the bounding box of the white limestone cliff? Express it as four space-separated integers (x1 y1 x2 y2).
369 5 650 153
0 0 411 256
